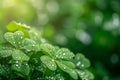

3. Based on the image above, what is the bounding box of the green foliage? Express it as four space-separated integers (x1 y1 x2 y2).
0 21 94 80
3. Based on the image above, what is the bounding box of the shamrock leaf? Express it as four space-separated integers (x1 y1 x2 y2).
76 69 94 80
74 53 90 69
40 55 57 71
55 48 75 60
60 61 76 69
0 44 14 57
4 31 24 48
12 50 29 61
56 61 78 79
40 43 59 57
0 64 10 77
7 21 30 31
11 62 30 77
29 30 42 44
21 38 38 52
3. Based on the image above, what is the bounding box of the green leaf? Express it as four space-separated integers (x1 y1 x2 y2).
29 30 42 44
7 21 19 31
0 45 14 57
55 74 65 80
4 31 24 48
56 61 78 79
28 30 43 51
12 50 29 61
11 62 30 77
74 53 90 69
40 56 57 71
7 21 30 31
55 48 75 60
6 21 30 37
40 43 59 57
0 64 10 77
21 38 37 51
60 61 76 69
0 31 5 43
76 70 94 80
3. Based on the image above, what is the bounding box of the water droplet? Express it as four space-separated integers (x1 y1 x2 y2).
63 67 66 69
51 64 54 67
63 53 65 56
21 36 23 39
76 62 81 66
18 42 21 44
32 44 35 47
15 60 19 63
52 59 55 61
81 64 84 67
27 49 31 52
56 55 58 58
15 64 19 67
25 63 28 66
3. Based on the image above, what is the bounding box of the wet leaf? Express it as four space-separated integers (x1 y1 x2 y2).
40 43 59 57
11 62 30 77
21 38 37 51
55 48 75 60
60 61 76 69
74 53 90 69
12 50 29 61
29 30 42 44
7 21 30 31
4 31 24 48
56 61 78 79
76 69 94 80
0 45 14 57
0 64 10 77
40 55 57 71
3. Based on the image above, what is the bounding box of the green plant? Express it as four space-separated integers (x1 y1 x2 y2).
0 21 94 80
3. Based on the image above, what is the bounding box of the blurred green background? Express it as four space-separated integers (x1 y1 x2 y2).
0 0 120 80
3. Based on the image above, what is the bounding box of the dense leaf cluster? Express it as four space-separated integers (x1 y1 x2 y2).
0 21 94 80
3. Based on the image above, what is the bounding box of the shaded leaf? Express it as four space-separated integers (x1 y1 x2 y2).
56 61 78 79
74 53 90 69
0 31 5 43
40 43 59 57
40 56 57 71
60 61 76 69
12 50 29 61
21 38 37 51
29 30 42 44
76 69 94 80
11 62 30 77
0 64 10 77
0 44 14 57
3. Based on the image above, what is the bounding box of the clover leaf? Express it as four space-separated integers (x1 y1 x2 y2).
7 21 30 31
40 55 57 71
12 50 29 61
0 45 14 58
76 69 94 80
11 62 30 77
56 61 78 79
55 48 75 60
40 43 59 57
4 31 24 48
21 38 37 52
74 53 90 69
0 21 94 80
